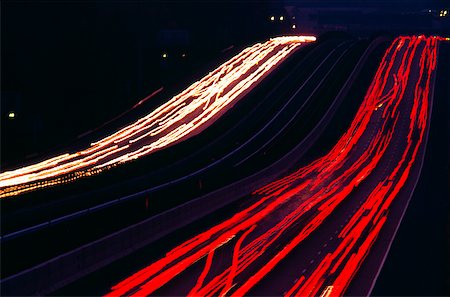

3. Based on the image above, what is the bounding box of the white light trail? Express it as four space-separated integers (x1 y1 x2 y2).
0 36 316 198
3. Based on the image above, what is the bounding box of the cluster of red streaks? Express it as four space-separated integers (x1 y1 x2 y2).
106 36 440 297
285 35 440 297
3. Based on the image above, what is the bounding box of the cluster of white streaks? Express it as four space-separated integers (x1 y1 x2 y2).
0 35 316 198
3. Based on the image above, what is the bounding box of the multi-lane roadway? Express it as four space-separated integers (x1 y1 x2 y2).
0 34 444 297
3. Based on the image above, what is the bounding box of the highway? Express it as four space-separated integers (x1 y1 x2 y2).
101 35 442 297
2 34 440 297
2 34 380 282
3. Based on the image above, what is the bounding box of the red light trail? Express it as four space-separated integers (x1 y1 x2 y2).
0 36 316 198
105 35 441 296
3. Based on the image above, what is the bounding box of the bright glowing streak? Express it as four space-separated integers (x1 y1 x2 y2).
0 35 316 198
319 286 334 297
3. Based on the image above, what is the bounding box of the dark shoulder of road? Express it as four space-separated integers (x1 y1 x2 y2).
371 43 449 297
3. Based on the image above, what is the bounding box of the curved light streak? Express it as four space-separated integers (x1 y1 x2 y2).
0 35 316 198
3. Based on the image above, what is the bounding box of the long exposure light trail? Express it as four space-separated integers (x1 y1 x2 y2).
105 36 441 296
0 36 316 198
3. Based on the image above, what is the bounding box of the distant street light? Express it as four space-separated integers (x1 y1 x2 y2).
279 16 284 21
292 24 296 29
270 16 275 21
162 53 168 58
8 112 15 119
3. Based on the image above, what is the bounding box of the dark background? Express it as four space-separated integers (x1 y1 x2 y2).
1 1 275 166
2 0 448 166
1 1 449 295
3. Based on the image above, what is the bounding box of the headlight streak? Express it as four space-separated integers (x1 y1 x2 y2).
104 36 441 297
0 36 316 198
